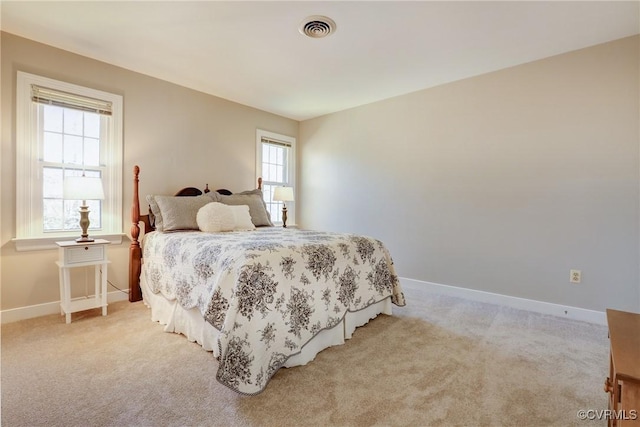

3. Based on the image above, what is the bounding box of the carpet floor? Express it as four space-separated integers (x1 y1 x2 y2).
1 283 609 426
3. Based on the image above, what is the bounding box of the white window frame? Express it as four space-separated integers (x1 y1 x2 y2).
13 71 124 251
256 129 296 226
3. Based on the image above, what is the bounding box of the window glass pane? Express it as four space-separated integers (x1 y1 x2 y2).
263 185 272 204
43 132 63 163
269 165 277 182
43 105 63 132
63 135 83 164
270 145 278 165
266 200 282 223
88 200 102 229
263 184 277 222
63 109 83 136
43 199 64 231
84 112 100 138
84 137 100 166
264 162 273 181
277 147 284 164
64 200 80 230
43 167 63 198
276 165 283 182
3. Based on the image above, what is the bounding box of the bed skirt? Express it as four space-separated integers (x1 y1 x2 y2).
140 269 393 368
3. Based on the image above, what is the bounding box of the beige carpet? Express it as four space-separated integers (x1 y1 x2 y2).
1 284 609 427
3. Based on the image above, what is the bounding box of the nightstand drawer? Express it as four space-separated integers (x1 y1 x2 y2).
64 245 105 264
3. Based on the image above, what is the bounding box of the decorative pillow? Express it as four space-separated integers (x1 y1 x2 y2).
228 205 256 231
146 194 163 230
147 195 212 231
197 202 236 232
206 192 221 202
217 189 273 227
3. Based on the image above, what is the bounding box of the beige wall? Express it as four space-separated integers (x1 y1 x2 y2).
1 32 298 312
299 36 640 312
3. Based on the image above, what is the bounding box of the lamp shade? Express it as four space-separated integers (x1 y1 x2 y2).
273 186 294 202
63 176 104 201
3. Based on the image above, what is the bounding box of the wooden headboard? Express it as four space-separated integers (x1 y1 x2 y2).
128 165 262 302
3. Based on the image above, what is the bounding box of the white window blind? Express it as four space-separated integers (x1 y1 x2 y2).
261 136 292 148
31 85 113 115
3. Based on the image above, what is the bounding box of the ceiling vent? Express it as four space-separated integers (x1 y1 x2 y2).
299 16 336 38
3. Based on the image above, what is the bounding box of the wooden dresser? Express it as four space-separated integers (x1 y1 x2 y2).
605 309 640 426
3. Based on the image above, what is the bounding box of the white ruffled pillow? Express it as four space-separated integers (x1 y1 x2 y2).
197 202 236 232
229 205 256 231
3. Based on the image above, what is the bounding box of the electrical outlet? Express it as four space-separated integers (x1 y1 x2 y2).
570 269 581 284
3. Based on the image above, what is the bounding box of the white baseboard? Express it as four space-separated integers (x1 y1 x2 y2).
0 291 130 324
2 279 606 325
400 277 607 325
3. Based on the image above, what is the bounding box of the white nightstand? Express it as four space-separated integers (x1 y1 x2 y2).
56 239 111 324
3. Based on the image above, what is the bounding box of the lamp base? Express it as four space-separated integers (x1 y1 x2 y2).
77 204 93 243
282 206 288 228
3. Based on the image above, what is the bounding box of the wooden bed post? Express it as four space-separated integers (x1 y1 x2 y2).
129 165 143 302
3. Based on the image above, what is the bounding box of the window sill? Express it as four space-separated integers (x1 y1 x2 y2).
12 234 126 252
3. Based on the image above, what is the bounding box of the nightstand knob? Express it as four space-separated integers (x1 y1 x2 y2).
84 246 89 250
604 378 614 394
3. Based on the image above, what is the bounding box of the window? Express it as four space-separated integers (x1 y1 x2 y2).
14 72 123 251
256 129 296 225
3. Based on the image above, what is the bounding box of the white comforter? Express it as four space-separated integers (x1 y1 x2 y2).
143 227 405 394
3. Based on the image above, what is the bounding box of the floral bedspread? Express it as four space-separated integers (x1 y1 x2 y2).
143 227 406 395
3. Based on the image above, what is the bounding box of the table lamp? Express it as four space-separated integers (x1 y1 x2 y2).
63 175 104 242
273 186 294 228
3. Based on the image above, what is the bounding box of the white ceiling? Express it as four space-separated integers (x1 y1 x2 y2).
2 1 638 121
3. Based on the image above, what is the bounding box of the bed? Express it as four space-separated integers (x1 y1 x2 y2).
128 165 406 395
